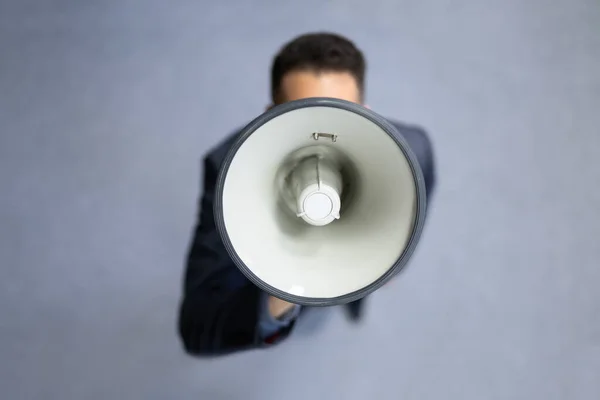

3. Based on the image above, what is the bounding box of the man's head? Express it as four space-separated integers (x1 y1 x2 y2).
270 32 366 106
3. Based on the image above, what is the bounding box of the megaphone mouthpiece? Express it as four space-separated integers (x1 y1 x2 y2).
291 155 342 226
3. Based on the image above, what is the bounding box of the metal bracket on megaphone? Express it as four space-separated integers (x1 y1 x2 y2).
312 132 338 143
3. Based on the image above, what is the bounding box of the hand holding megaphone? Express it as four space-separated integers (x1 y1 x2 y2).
268 296 297 318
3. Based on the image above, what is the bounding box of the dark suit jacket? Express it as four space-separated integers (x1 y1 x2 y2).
178 119 436 356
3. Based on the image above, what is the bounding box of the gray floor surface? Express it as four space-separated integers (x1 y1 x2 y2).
1 1 599 399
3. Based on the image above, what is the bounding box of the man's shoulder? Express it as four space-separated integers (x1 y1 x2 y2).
387 120 433 157
387 119 436 198
204 129 242 169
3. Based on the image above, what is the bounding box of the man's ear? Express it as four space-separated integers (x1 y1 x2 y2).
363 104 371 109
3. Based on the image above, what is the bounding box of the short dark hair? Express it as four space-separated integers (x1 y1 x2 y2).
270 32 366 102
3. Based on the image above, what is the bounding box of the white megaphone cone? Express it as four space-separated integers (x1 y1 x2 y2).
214 98 427 306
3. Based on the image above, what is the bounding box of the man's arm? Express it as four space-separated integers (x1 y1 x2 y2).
178 155 298 356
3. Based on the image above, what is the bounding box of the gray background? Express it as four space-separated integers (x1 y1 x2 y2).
1 0 599 399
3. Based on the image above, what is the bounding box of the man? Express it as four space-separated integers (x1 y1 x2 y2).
178 32 436 356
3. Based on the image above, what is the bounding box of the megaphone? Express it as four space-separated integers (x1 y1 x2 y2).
214 98 427 306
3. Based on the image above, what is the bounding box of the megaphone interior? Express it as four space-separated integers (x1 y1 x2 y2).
214 98 427 306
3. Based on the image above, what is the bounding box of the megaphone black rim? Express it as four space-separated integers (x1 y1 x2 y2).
214 97 427 307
